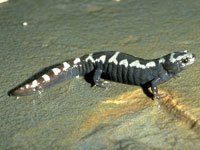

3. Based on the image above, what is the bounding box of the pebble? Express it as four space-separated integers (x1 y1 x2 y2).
23 22 28 26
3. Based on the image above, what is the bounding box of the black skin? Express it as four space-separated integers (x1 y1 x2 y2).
82 51 187 100
8 51 195 99
91 63 173 100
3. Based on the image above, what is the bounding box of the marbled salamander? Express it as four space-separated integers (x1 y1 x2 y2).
8 50 195 99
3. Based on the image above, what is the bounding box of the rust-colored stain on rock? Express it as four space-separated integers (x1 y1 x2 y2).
158 93 200 133
79 89 200 137
80 89 153 134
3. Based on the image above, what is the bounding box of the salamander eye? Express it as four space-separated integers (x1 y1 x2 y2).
181 58 189 64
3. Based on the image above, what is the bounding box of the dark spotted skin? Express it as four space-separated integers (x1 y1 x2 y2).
8 51 195 99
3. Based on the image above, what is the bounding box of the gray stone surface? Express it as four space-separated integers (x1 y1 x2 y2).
0 0 200 149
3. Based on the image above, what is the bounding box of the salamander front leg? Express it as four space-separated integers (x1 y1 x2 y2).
151 76 171 100
151 85 160 100
93 68 107 88
151 78 163 100
151 74 173 99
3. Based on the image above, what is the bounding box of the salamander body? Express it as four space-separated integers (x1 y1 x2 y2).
8 50 196 99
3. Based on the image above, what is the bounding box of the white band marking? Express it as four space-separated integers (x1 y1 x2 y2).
129 60 156 69
31 80 39 88
146 61 156 68
85 54 106 64
96 55 106 63
159 58 165 64
119 59 128 67
85 53 95 63
25 84 30 89
108 52 120 65
42 74 50 82
129 60 145 69
52 68 61 75
73 58 81 64
63 62 70 71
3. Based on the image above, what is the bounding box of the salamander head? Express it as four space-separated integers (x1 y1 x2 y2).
163 50 196 74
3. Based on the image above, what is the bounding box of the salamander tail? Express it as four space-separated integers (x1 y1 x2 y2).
8 60 81 96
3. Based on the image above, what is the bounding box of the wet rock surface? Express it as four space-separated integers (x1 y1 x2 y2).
0 0 200 149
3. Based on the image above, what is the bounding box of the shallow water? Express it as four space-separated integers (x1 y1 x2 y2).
1 0 200 149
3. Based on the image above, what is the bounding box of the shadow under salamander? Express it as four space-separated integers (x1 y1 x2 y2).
8 64 154 99
85 71 154 100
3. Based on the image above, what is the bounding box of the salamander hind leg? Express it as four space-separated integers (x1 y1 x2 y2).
93 68 108 88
